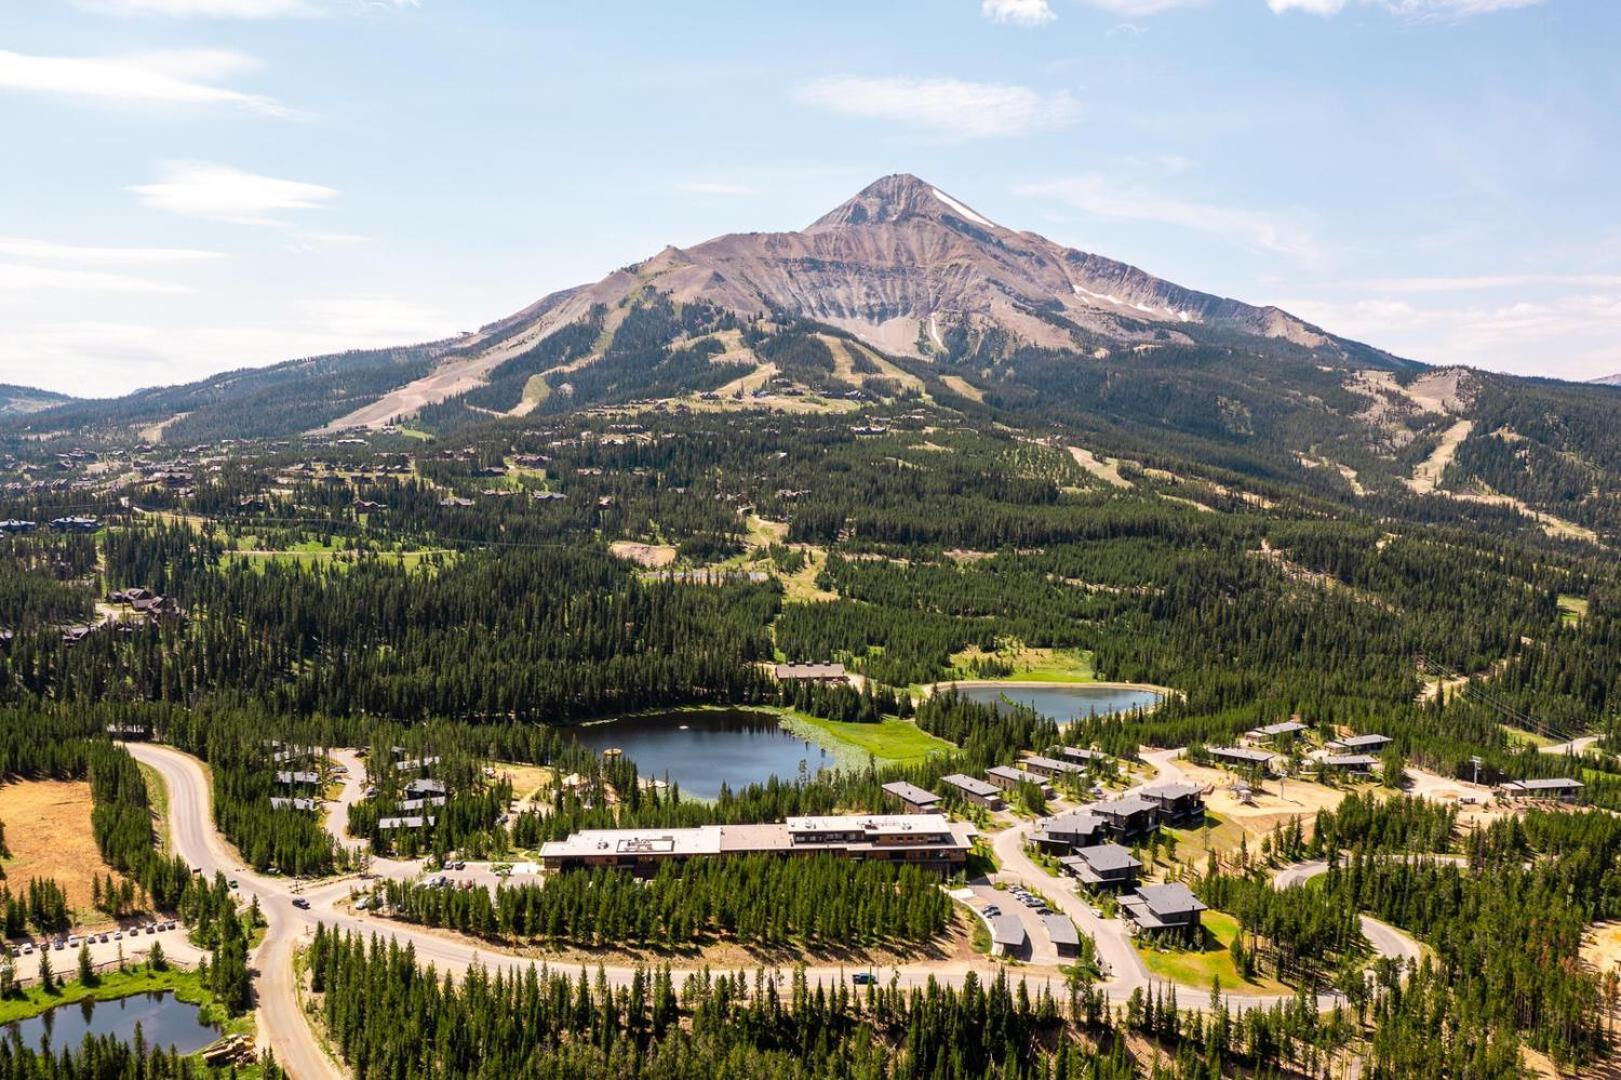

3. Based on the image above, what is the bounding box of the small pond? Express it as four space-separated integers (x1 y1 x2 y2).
953 683 1163 726
3 991 220 1055
572 709 834 800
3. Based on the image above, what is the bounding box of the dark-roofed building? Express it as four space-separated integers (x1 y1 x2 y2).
1322 754 1378 774
1060 746 1106 765
882 780 940 814
941 773 1004 809
1207 746 1276 770
1087 793 1159 841
1043 914 1081 957
985 765 1051 794
1060 843 1142 891
1328 733 1393 753
1020 754 1087 780
1139 781 1205 824
1247 720 1308 743
405 778 448 798
1498 777 1584 802
1031 809 1106 854
988 911 1026 957
773 662 847 682
1121 883 1207 940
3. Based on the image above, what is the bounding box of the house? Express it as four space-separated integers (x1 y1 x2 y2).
881 780 940 814
1060 843 1142 891
1060 746 1107 766
1138 781 1205 824
985 765 1051 795
941 773 1005 810
1044 914 1082 958
395 756 442 772
988 911 1027 957
1020 755 1088 781
378 815 436 831
397 796 448 812
773 662 847 683
1086 794 1159 841
270 797 318 812
405 778 448 798
275 770 321 788
1121 883 1207 940
1321 754 1378 775
1031 809 1106 854
1328 733 1393 753
1498 777 1584 802
1207 746 1277 771
1247 720 1308 744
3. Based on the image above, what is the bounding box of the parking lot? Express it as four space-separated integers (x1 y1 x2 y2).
961 883 1062 965
6 920 204 984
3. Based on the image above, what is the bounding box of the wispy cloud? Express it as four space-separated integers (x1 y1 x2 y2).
1086 0 1206 14
0 48 288 116
677 181 758 196
1016 174 1316 258
130 161 338 225
0 264 192 296
1269 0 1545 16
1320 273 1621 293
793 75 1080 139
0 238 222 264
981 0 1057 26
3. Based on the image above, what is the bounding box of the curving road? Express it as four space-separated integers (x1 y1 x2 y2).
129 743 1424 1078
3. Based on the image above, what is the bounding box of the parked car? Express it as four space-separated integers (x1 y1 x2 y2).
851 971 875 985
292 897 311 910
19 943 33 955
113 931 123 940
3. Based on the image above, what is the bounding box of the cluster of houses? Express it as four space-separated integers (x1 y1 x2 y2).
271 747 324 812
904 747 1110 814
106 586 183 620
0 516 104 535
1198 723 1396 779
379 747 447 831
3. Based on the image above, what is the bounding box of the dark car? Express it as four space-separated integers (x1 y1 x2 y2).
851 972 876 985
292 897 311 910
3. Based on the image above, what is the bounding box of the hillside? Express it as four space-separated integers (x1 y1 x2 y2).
0 383 74 417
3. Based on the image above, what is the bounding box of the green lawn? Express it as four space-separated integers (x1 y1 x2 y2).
780 711 955 765
1558 594 1589 626
1136 910 1290 995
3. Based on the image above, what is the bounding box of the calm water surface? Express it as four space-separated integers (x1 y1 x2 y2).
3 992 219 1054
955 684 1162 726
572 709 833 800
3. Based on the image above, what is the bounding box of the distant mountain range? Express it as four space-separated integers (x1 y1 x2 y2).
5 174 1619 544
0 384 75 418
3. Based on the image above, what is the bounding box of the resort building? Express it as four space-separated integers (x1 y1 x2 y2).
1060 843 1142 891
773 662 847 683
1207 746 1277 771
1086 793 1159 841
1138 781 1205 824
941 773 1005 809
989 911 1027 957
1031 809 1106 854
538 813 975 872
1020 754 1088 781
1044 914 1082 958
1497 777 1585 802
1060 746 1107 765
985 765 1052 795
1121 883 1207 940
1328 733 1393 753
1321 754 1378 775
881 781 941 814
1246 720 1308 745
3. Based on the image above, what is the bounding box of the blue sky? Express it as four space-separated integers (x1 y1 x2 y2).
2 0 1616 396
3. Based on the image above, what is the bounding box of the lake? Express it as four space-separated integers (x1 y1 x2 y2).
3 991 220 1055
953 683 1163 726
572 709 835 800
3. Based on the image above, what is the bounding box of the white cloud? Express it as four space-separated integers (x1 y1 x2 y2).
0 238 222 264
0 48 286 115
1270 0 1544 15
130 162 338 225
1326 273 1621 293
982 0 1057 26
0 264 192 296
793 76 1080 139
1016 175 1316 258
677 181 758 196
0 48 287 116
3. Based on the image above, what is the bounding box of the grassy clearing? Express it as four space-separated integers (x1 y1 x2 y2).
779 711 955 766
1136 911 1290 994
947 645 1096 683
1558 594 1589 626
0 780 121 914
137 762 170 854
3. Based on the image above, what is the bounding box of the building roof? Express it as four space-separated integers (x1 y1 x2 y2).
942 773 1000 798
786 813 952 837
1087 794 1157 818
989 912 1026 949
774 662 846 680
987 765 1046 785
1502 777 1584 791
1131 882 1207 918
378 815 436 830
1073 843 1142 873
1332 733 1392 750
1139 781 1203 801
1251 720 1307 738
270 797 317 811
1209 746 1276 765
1043 914 1080 947
1042 809 1105 836
1324 754 1379 767
1023 754 1086 774
275 770 320 785
1060 746 1104 762
882 780 940 806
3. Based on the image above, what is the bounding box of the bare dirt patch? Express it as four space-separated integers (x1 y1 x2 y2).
1406 419 1474 494
1066 446 1132 489
0 780 122 916
609 541 677 569
939 374 983 403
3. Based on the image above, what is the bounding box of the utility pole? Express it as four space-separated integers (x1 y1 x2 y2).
1470 755 1482 787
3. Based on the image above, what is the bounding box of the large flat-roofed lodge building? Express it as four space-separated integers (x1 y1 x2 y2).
539 813 974 872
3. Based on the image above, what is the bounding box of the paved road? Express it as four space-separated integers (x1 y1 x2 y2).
129 743 1425 1078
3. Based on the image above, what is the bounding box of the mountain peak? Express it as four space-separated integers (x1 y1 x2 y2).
810 174 1000 232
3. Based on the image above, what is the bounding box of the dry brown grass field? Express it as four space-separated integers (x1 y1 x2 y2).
0 779 121 916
